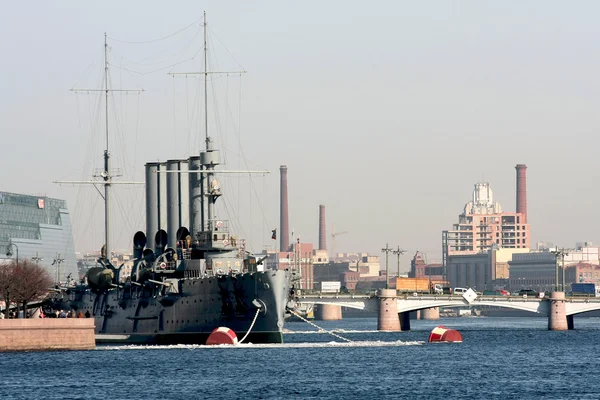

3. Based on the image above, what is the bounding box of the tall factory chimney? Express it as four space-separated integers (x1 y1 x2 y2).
318 204 326 250
515 164 527 223
280 165 290 251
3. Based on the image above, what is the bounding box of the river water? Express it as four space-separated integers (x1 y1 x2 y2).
2 316 600 399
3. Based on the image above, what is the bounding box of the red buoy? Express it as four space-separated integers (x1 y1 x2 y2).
206 327 238 345
428 325 462 343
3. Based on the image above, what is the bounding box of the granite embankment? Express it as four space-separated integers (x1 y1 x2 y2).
0 319 95 352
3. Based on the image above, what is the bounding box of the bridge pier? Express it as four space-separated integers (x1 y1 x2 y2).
377 289 400 331
548 292 568 331
314 304 342 321
420 307 440 320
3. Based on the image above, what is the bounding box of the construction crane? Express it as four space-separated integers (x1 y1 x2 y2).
330 224 348 262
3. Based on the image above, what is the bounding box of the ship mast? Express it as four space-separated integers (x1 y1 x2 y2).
202 11 217 231
103 32 112 258
168 13 273 250
57 34 143 261
204 10 209 147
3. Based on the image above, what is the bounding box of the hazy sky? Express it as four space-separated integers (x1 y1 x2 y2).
2 1 600 269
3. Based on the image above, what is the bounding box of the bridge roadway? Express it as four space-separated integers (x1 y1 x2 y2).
296 292 600 331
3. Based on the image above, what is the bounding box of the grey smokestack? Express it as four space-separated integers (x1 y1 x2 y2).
280 165 290 251
515 164 527 223
188 156 202 239
166 159 190 248
318 205 326 250
166 160 179 249
145 162 160 250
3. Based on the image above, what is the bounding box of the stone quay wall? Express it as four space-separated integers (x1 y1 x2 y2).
0 319 95 352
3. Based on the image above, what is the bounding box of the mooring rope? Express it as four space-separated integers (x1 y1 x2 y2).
238 307 261 344
290 309 352 342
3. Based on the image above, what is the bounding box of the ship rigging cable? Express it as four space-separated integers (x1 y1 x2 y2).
108 27 203 76
108 18 202 44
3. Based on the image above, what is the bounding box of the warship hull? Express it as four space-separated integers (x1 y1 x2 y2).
53 269 293 345
53 16 298 346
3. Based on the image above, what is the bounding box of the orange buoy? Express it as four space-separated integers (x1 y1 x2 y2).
206 327 238 345
428 325 462 343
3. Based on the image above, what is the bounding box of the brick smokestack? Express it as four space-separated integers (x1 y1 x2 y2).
318 204 326 250
279 165 290 251
515 164 527 223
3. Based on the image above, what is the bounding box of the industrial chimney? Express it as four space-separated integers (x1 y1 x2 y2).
318 204 326 250
515 164 527 223
280 165 290 251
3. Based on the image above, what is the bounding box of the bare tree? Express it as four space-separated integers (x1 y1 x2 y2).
0 261 16 319
12 259 53 318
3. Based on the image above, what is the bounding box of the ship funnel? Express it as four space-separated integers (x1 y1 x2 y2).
155 229 168 256
133 231 147 260
280 165 290 251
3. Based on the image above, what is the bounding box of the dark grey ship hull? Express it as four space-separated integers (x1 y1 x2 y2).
58 18 298 346
53 269 293 345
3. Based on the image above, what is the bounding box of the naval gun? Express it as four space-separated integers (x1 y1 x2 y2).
86 267 114 292
85 246 119 292
256 255 269 265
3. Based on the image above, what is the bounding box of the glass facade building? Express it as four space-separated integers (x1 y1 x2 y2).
0 191 77 283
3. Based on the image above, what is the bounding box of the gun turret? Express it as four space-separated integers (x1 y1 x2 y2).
256 255 269 265
86 267 114 292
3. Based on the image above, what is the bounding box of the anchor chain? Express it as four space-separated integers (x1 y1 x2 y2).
290 309 352 342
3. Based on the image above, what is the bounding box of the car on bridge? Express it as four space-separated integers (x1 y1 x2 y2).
518 289 539 298
482 290 509 296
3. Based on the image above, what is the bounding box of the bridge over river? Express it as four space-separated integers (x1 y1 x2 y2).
296 289 600 331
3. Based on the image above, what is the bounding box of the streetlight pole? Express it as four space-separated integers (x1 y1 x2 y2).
392 246 406 278
382 243 393 289
32 252 43 265
551 248 568 292
52 254 65 285
5 242 18 267
561 248 568 293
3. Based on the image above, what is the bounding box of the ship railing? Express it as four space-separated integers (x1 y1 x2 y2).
156 260 177 272
196 230 247 250
207 219 230 233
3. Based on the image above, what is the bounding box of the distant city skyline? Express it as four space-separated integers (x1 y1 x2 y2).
2 2 600 266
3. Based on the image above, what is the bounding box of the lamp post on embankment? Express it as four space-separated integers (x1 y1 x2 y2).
6 243 18 267
32 252 42 265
